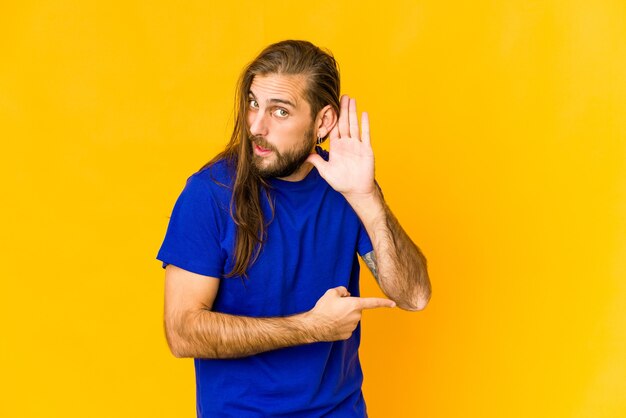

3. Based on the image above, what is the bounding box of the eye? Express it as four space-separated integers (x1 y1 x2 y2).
273 108 289 118
248 99 259 109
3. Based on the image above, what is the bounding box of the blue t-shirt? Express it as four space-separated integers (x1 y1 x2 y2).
156 149 373 417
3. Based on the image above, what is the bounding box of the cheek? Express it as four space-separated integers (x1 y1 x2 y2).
279 126 304 147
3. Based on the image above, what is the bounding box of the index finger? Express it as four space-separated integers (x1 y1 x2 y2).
352 297 396 310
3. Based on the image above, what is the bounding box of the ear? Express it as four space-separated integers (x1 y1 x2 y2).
315 105 338 139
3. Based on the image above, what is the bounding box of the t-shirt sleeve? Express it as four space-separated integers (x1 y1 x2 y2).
156 173 225 278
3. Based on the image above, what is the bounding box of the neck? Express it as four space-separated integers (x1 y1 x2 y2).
276 162 314 182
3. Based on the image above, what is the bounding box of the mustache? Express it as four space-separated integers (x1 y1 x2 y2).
249 135 278 153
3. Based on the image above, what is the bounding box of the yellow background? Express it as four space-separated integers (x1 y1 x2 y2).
1 1 624 417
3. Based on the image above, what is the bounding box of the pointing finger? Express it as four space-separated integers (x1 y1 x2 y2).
353 297 396 310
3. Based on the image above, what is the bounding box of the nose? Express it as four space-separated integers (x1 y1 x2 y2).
248 110 268 137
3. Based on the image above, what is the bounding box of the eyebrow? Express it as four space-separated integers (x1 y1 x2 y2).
248 90 297 109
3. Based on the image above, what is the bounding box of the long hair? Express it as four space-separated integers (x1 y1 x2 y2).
199 40 341 278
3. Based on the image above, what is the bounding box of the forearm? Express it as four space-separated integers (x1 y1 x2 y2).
168 309 316 359
348 187 431 311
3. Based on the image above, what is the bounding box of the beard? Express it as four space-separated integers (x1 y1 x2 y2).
249 125 315 179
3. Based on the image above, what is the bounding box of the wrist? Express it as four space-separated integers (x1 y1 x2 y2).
345 186 386 226
297 311 320 344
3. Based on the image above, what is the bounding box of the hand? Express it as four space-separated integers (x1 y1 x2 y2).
306 95 376 198
307 286 396 342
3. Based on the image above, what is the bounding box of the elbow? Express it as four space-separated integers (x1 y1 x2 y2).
399 297 429 312
168 335 202 359
405 297 430 311
164 310 223 359
165 332 190 358
171 349 185 359
397 258 431 312
170 343 189 359
164 317 193 359
400 285 431 312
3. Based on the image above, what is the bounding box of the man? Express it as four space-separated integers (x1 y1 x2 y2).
156 40 431 417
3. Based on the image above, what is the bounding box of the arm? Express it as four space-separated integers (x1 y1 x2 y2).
164 264 313 358
351 187 431 311
307 95 431 311
164 264 395 359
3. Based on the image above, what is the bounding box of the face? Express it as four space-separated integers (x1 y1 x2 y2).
246 73 317 179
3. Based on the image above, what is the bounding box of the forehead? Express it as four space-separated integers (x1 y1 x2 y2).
248 73 309 110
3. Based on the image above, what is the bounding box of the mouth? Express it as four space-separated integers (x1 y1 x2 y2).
253 143 273 156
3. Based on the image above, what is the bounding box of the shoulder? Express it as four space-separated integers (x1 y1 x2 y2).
192 158 236 190
184 158 235 201
175 158 235 214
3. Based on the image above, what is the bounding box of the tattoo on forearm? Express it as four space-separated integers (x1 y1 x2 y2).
360 191 431 310
380 205 430 309
362 251 379 283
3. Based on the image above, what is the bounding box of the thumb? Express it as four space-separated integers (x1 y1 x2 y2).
331 286 351 297
353 297 396 310
306 153 327 173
